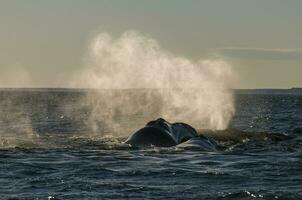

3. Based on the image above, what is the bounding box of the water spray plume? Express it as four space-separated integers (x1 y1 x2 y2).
71 31 235 136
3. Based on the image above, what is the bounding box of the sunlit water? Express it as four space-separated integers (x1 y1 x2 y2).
1 89 302 199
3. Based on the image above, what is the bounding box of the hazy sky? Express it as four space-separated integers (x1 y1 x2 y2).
0 0 301 88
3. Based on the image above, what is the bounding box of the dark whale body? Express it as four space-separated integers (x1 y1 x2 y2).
125 118 220 151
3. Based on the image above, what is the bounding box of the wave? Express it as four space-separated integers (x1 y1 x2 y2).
0 128 292 150
198 128 293 143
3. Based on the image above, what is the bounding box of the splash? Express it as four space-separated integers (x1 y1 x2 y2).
0 92 38 148
71 31 235 136
0 66 37 147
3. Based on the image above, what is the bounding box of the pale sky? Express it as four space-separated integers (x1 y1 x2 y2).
0 0 301 88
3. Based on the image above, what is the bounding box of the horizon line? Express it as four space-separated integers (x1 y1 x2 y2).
213 47 302 53
0 87 301 90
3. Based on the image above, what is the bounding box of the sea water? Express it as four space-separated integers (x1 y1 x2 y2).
0 89 301 199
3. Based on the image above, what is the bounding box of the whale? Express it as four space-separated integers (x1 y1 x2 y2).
125 118 221 151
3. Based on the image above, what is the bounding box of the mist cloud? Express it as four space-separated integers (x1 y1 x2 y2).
71 31 235 135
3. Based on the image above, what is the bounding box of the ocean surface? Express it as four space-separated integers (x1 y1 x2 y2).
0 89 301 199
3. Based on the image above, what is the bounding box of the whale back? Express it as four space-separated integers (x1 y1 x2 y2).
125 126 177 147
125 118 199 147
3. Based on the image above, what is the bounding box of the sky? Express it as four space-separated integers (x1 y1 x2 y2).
0 0 301 89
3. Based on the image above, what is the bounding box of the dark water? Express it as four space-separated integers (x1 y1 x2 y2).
0 89 301 199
